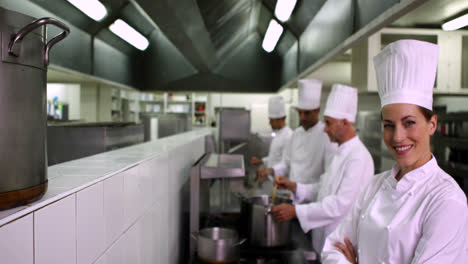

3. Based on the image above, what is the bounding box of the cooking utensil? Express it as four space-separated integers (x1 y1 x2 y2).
191 227 246 263
239 194 292 247
271 184 278 206
0 8 70 210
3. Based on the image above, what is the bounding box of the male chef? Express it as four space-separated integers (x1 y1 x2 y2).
251 96 293 170
271 84 375 257
258 79 337 185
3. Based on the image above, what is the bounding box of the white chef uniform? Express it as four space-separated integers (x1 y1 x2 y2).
293 84 375 254
262 126 293 168
274 122 336 184
262 96 293 168
322 40 468 263
273 79 337 184
321 157 468 263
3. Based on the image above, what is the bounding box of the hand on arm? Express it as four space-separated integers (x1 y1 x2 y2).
334 238 357 264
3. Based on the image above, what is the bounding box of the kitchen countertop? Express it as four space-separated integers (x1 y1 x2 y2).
0 128 212 227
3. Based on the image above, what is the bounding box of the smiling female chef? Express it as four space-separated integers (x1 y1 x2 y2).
321 40 468 263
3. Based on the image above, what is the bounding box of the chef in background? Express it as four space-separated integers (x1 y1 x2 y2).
251 96 293 170
258 79 337 185
272 84 374 257
322 40 468 264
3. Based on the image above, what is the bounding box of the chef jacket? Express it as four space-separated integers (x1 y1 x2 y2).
292 136 374 254
262 126 293 168
273 121 337 184
322 156 468 264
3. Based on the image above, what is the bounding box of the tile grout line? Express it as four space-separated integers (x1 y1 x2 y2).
33 213 35 264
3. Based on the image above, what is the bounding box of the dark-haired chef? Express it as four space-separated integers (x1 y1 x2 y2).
272 84 374 257
257 79 337 186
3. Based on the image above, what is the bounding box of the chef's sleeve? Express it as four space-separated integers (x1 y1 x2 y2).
410 197 468 264
320 181 369 263
291 182 320 204
294 158 372 233
262 156 268 165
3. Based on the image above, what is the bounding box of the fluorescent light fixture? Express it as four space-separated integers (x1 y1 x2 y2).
67 0 107 21
442 13 468 31
275 0 297 22
262 20 283 53
109 19 149 51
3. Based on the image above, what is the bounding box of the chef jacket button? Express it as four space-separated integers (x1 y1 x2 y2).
361 215 365 219
386 226 391 230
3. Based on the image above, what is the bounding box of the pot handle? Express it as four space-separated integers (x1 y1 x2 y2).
233 238 247 247
8 17 70 66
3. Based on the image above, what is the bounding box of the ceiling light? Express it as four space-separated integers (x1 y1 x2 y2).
442 13 468 31
109 19 149 51
275 0 297 22
67 0 107 21
262 20 284 53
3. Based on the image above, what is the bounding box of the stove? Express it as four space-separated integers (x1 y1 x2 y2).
191 239 318 264
190 213 318 264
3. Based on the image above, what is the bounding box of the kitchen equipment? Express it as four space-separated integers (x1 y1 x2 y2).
240 194 292 247
191 227 246 264
190 153 246 262
0 8 70 209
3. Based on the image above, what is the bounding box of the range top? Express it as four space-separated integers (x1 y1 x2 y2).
192 242 317 264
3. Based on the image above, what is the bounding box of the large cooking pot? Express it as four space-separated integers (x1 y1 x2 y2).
240 194 292 247
192 227 246 263
0 8 69 210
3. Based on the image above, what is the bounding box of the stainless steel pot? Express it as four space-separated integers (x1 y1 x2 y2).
240 194 292 247
192 227 246 264
0 8 69 210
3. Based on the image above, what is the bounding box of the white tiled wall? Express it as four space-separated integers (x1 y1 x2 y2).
0 214 33 264
34 194 76 264
77 182 105 264
103 173 125 247
0 134 205 264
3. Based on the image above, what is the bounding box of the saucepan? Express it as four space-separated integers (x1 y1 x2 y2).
238 193 292 247
191 227 246 263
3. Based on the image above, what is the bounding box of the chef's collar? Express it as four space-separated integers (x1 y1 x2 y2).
387 155 437 194
274 126 288 133
337 135 359 152
301 120 322 133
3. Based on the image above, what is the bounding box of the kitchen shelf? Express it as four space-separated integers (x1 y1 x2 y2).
167 101 192 104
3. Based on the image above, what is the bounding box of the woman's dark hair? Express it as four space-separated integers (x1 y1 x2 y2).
417 106 435 121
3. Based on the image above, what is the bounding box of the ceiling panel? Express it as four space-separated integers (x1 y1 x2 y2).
392 0 468 28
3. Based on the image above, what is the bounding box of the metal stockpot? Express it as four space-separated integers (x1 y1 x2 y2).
192 227 246 264
241 194 292 247
0 8 69 210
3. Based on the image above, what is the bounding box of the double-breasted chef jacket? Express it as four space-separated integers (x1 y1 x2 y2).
292 136 374 254
273 121 337 185
322 156 468 263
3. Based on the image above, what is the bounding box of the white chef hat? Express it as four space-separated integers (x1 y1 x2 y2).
297 79 322 110
268 96 286 119
324 84 358 123
373 39 439 110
